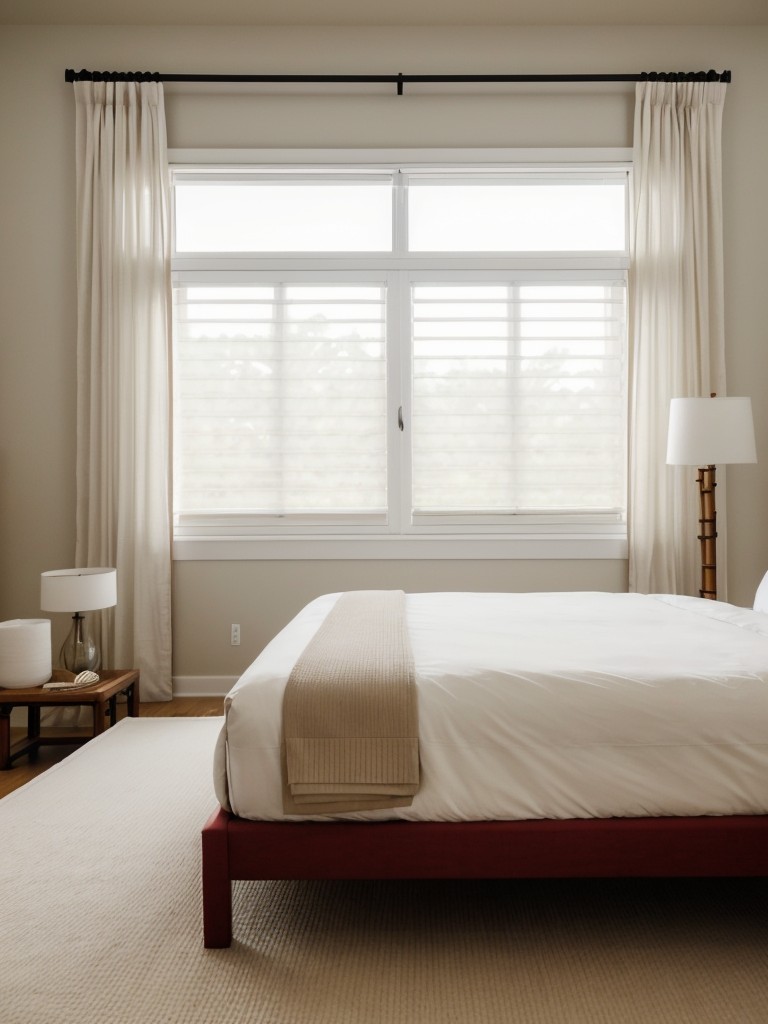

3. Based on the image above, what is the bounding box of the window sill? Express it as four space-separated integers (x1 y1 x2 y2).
172 534 627 561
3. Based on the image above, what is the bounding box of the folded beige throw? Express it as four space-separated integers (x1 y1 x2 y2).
282 590 419 814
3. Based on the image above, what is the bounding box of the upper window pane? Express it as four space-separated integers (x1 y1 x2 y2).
408 177 627 253
175 181 393 252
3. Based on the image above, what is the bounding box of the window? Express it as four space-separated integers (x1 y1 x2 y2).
171 159 629 558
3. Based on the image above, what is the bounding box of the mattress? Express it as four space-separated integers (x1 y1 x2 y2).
213 591 768 823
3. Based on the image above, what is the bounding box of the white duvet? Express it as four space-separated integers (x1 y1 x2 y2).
214 591 768 822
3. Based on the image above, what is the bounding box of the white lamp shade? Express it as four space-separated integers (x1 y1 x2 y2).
666 397 757 466
40 568 117 613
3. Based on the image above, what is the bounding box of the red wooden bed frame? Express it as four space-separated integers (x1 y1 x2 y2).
201 806 768 947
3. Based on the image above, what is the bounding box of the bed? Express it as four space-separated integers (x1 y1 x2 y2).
203 587 768 947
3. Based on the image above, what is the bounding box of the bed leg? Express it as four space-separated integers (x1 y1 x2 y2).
202 807 233 948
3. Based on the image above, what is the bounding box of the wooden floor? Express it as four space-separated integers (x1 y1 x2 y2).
0 697 223 799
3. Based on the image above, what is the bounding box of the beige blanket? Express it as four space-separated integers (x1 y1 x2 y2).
282 590 419 814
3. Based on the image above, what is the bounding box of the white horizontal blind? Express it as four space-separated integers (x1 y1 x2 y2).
411 281 626 517
174 283 388 517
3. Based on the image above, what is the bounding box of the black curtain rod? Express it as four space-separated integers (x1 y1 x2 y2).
64 68 731 95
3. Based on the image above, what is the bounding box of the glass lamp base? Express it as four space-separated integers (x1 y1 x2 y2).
59 613 100 672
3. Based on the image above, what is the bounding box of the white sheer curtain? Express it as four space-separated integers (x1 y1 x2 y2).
628 81 727 596
74 81 172 700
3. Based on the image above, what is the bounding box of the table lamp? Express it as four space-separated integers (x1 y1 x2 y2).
666 395 756 600
40 568 117 671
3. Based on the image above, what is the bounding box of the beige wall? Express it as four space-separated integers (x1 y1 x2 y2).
1 24 766 683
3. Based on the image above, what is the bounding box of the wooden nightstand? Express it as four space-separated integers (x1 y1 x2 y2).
0 669 140 770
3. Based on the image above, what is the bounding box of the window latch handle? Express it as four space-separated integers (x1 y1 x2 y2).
398 406 404 431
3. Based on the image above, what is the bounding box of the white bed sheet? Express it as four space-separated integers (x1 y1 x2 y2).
213 591 768 822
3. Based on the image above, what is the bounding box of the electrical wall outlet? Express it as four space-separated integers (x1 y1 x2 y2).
230 623 240 646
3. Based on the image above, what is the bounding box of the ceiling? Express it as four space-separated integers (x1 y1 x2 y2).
2 0 767 26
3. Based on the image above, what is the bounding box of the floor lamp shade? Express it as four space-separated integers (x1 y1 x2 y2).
40 568 117 671
666 397 757 601
666 397 757 467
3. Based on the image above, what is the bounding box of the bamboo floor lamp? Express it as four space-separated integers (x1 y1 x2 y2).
666 395 757 601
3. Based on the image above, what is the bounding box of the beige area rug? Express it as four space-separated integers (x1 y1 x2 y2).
2 718 768 1024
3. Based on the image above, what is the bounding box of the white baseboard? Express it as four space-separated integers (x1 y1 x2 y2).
172 675 238 698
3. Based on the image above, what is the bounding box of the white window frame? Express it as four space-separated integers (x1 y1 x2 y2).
171 148 631 562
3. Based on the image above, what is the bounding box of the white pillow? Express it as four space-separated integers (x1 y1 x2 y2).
754 572 768 613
